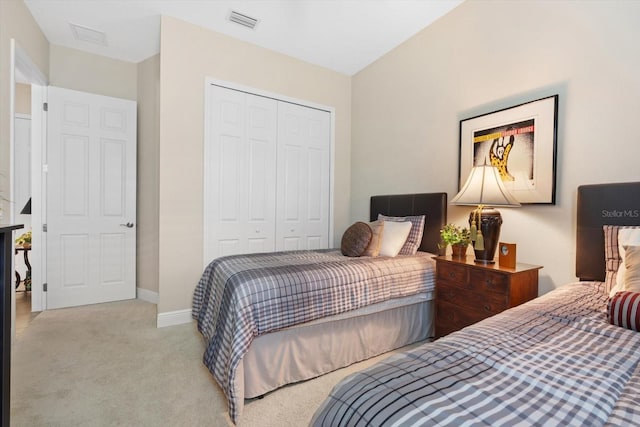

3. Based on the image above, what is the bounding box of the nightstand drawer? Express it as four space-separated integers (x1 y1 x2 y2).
436 262 468 287
436 299 496 336
437 282 507 314
469 269 508 294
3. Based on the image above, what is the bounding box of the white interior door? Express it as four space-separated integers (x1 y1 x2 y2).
276 102 330 251
46 86 136 309
204 85 277 262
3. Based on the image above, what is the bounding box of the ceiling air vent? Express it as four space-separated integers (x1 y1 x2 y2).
69 23 108 46
228 10 259 30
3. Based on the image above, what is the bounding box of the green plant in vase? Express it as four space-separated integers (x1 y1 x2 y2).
15 230 32 248
439 223 471 257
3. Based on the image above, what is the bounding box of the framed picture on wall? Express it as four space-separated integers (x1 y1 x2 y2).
459 94 559 204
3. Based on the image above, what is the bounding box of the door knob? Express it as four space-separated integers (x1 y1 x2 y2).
120 222 134 228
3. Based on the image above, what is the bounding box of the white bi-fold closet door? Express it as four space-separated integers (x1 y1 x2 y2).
204 84 331 263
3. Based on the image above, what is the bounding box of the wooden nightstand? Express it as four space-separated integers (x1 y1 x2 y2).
434 255 542 338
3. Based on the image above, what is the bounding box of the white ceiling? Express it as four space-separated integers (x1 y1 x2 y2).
24 0 463 76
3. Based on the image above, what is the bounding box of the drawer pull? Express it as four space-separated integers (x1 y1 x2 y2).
483 304 491 312
449 271 456 278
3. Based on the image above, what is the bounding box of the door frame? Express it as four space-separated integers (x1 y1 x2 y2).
202 78 336 268
10 40 48 330
28 84 46 312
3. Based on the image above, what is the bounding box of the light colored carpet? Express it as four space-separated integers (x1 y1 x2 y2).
11 299 422 427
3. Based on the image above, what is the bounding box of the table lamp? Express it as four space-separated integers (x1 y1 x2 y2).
450 161 520 263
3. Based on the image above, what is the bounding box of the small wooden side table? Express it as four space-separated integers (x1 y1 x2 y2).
434 255 542 338
14 245 31 291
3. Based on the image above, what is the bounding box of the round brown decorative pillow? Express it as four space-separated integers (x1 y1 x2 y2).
341 222 373 257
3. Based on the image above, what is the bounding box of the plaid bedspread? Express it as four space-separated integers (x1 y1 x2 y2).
192 249 436 423
312 281 640 426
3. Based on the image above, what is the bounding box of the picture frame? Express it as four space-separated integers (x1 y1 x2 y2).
458 95 559 204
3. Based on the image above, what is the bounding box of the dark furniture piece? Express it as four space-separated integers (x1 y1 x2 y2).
14 245 31 291
1 224 23 427
434 255 541 338
370 192 448 254
577 181 640 281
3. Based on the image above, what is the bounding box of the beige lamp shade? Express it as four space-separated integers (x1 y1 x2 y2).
451 162 521 207
451 161 519 264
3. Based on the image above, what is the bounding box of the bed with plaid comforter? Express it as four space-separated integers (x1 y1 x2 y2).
311 281 640 426
192 249 436 423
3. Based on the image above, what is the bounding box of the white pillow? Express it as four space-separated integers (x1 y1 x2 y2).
623 245 640 293
379 221 412 257
614 228 640 295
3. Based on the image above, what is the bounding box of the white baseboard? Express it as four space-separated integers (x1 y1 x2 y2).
136 287 159 304
157 309 193 328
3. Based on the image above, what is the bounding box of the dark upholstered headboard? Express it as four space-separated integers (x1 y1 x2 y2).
370 192 448 255
577 182 640 281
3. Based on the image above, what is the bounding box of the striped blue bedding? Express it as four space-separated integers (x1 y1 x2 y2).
312 281 640 426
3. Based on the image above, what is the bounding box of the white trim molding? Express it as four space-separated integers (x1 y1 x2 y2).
157 309 193 328
136 287 158 304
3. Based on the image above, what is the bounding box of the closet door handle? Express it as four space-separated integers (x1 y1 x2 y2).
119 222 134 228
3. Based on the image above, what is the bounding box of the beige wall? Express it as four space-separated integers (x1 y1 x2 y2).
352 0 640 294
158 16 351 313
0 0 48 220
137 54 160 294
49 44 137 100
14 83 31 114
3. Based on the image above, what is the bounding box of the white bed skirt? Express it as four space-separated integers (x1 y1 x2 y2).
235 292 435 401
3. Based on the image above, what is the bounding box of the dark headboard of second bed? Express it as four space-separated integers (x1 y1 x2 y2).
577 182 640 281
370 192 448 255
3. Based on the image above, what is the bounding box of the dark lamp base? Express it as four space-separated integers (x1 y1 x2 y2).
468 208 503 264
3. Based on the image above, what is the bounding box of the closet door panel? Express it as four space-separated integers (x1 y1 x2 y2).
208 87 247 259
247 141 269 221
219 136 245 221
303 107 330 250
283 146 302 221
216 135 246 257
246 137 274 253
276 102 330 251
280 144 302 251
277 107 304 248
307 148 322 219
305 146 326 250
204 86 277 263
282 237 302 251
246 95 277 251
